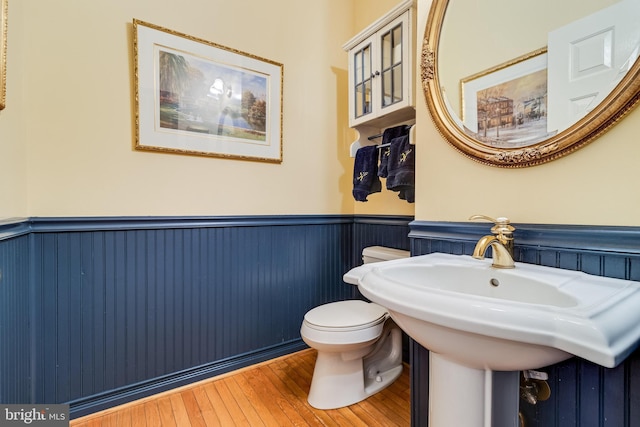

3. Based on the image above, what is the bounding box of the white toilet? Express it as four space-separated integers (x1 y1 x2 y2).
300 246 410 409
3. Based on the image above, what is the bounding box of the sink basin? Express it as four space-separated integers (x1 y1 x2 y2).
345 252 640 370
345 253 640 426
344 253 640 427
377 263 578 307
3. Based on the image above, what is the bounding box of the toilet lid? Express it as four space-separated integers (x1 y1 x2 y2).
304 300 387 329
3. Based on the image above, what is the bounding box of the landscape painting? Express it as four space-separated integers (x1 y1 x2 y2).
134 20 283 162
158 48 268 142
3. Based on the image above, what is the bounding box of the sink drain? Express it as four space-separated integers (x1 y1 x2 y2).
490 278 500 287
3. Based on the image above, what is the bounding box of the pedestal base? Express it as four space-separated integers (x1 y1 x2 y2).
429 353 520 427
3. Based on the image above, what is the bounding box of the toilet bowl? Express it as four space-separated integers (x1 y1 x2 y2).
300 246 409 409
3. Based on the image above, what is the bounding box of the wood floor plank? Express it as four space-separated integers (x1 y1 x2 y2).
130 404 147 427
291 351 316 379
253 365 312 426
348 402 388 427
142 401 162 427
262 364 325 427
363 389 410 427
168 394 191 427
280 354 314 392
70 349 410 427
180 389 208 427
232 371 285 426
101 412 119 427
115 407 132 427
155 396 177 426
220 377 265 426
323 407 364 427
205 381 246 426
269 359 337 427
369 392 410 423
249 367 301 425
190 385 222 426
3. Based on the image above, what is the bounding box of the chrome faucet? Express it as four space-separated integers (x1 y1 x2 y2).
469 215 515 269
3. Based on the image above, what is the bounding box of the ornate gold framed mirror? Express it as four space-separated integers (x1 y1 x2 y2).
421 0 640 167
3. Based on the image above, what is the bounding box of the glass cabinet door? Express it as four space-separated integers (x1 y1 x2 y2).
346 6 413 128
380 23 403 108
354 44 373 120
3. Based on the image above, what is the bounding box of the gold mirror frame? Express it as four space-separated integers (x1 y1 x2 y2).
421 0 640 168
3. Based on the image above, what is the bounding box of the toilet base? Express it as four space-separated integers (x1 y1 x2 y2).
307 351 403 409
307 324 403 410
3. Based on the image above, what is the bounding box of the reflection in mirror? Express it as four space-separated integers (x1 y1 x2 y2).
423 0 640 166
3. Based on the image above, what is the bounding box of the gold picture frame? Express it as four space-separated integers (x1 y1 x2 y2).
133 20 284 163
460 48 550 148
0 0 7 110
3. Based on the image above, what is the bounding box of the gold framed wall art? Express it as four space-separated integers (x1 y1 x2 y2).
0 0 8 110
133 20 284 163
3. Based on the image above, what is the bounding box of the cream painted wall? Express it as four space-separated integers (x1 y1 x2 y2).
1 0 416 219
415 0 640 226
353 0 402 32
11 0 635 224
8 0 359 216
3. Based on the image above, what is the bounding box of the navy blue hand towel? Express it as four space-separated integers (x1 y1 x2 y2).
353 145 382 202
386 135 415 203
378 125 410 178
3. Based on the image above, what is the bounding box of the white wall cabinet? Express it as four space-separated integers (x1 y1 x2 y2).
344 0 416 145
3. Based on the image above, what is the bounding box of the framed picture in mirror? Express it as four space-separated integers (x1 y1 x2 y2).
461 48 549 148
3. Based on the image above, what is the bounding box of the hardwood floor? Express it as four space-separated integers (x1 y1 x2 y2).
70 349 411 426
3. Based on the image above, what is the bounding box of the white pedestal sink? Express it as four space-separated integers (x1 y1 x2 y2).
344 253 640 427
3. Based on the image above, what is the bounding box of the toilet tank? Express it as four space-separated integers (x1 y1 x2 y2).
362 246 410 264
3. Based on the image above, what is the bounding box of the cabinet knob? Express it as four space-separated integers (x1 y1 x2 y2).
371 71 380 78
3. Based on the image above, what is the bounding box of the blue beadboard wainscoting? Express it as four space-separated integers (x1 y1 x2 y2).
0 215 411 418
409 221 640 427
5 216 640 425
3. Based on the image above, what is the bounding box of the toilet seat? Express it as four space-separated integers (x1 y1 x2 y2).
303 300 387 332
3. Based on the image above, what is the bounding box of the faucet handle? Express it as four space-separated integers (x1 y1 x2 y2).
469 214 499 223
469 215 515 235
